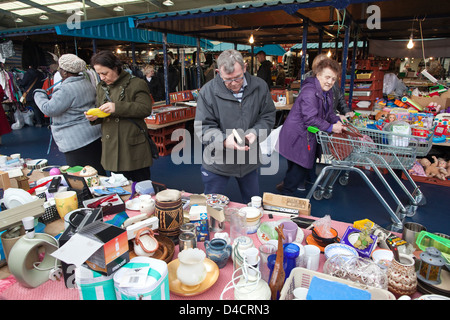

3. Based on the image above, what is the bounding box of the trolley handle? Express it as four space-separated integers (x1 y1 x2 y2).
307 126 320 134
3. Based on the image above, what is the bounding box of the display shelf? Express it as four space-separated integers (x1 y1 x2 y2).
345 70 384 111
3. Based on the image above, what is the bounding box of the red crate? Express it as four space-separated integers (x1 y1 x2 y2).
145 106 194 125
156 139 185 157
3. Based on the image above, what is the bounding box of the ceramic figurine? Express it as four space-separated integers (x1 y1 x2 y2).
139 195 155 215
205 238 232 269
269 225 285 300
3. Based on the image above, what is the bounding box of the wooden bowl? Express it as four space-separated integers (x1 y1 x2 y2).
130 233 175 263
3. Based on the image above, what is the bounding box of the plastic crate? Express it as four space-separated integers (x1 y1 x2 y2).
279 267 396 300
145 106 193 125
156 139 185 157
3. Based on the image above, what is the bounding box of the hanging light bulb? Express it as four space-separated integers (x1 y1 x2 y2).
327 50 332 57
249 34 254 44
407 35 414 49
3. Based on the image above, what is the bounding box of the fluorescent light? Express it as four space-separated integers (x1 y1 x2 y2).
30 0 73 5
163 0 174 6
49 2 89 11
90 0 141 5
11 8 45 16
0 1 29 11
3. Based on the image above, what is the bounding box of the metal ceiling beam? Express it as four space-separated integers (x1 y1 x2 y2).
144 0 165 11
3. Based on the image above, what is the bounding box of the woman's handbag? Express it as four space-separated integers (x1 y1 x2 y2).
126 118 159 159
328 123 364 160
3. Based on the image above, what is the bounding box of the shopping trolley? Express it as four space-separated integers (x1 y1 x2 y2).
305 124 428 231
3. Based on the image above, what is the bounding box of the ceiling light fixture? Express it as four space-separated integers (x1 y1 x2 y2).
407 17 415 50
113 5 124 12
39 14 49 20
14 17 23 23
407 36 414 49
163 0 174 6
249 34 254 44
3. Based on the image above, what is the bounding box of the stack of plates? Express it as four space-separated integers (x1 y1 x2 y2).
3 188 35 209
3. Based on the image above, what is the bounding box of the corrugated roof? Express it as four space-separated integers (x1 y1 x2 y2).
0 15 213 48
134 0 319 25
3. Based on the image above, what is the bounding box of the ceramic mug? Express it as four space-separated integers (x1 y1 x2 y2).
0 155 7 165
304 245 320 271
54 191 78 219
280 221 298 244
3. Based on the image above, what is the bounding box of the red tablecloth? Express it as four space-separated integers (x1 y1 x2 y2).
0 199 420 300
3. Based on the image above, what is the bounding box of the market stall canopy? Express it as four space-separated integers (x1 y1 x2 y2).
209 42 286 56
369 39 450 59
131 0 450 46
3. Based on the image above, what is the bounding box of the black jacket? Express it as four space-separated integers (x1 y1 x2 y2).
144 76 164 102
18 68 45 105
257 60 273 89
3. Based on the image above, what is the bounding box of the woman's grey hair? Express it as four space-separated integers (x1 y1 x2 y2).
216 49 245 74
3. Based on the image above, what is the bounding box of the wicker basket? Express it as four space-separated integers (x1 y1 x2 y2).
279 267 396 300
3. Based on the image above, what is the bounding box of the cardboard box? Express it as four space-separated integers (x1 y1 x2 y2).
262 192 311 216
52 220 130 276
81 221 129 275
83 194 125 216
411 90 450 109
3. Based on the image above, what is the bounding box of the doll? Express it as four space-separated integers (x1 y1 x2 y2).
419 157 447 180
437 157 450 179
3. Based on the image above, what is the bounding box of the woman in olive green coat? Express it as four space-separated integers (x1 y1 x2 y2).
85 50 153 182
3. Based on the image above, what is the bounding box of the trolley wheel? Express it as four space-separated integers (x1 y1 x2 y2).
313 190 324 201
338 175 349 186
323 190 333 200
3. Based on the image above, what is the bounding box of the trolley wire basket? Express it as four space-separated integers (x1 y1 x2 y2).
306 124 426 231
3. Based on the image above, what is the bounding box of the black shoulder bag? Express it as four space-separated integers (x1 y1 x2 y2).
126 118 159 159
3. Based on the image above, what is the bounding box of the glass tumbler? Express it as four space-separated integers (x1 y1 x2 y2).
229 209 247 243
258 243 277 282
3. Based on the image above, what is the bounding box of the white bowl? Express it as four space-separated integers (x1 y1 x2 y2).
371 248 394 266
324 243 358 260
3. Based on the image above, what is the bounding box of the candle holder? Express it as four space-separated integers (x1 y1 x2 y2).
417 247 445 285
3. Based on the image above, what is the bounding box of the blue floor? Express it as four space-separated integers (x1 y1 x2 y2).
1 124 449 234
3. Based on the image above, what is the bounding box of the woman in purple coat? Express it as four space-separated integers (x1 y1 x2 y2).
278 58 344 196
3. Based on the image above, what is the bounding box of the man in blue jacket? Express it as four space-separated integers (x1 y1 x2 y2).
194 49 276 204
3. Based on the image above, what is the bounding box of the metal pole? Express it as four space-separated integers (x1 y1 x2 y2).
348 27 359 109
300 19 308 85
318 29 323 54
197 38 201 89
163 33 170 105
340 19 351 91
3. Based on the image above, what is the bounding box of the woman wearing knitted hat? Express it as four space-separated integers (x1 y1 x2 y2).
33 53 105 175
